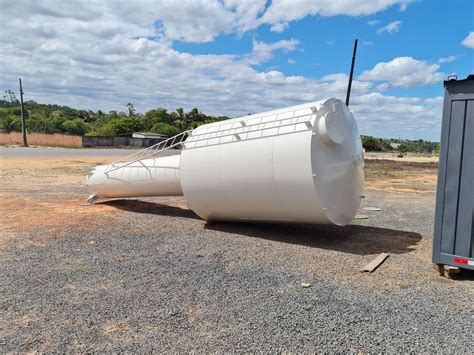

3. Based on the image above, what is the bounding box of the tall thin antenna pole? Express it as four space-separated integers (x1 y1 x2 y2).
19 78 28 147
345 39 358 107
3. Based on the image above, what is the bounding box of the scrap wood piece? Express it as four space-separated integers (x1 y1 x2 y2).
433 264 460 279
361 253 390 273
363 207 382 211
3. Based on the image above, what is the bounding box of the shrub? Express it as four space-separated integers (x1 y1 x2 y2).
150 122 180 136
61 119 90 135
0 115 21 132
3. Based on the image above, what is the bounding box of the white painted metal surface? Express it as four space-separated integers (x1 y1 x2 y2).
86 155 182 198
86 98 364 225
180 98 363 225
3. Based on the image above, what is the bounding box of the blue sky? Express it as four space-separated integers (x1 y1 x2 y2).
174 0 472 98
1 0 473 141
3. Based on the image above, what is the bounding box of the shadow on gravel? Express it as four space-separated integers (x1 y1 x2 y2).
457 269 474 282
204 222 422 255
100 199 201 220
101 199 421 255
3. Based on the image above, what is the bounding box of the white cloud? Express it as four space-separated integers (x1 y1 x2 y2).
260 0 411 26
0 1 267 44
244 0 412 35
377 20 402 34
351 94 443 140
288 58 296 64
359 57 444 87
0 0 443 140
248 38 300 64
367 20 380 26
0 0 413 43
326 40 336 46
461 32 474 48
437 55 458 64
376 82 390 91
362 41 374 46
270 22 289 33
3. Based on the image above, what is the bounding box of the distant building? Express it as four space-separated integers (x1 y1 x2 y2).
390 142 401 149
132 132 169 139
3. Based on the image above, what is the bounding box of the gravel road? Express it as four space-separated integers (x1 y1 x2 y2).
1 155 473 352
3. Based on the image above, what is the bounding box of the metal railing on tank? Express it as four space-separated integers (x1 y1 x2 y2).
105 130 192 174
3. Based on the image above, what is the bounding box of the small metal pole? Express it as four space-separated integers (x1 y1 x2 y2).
19 78 28 147
345 39 358 107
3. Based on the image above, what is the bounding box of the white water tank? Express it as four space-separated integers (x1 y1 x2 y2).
179 98 364 225
86 98 364 225
86 155 182 198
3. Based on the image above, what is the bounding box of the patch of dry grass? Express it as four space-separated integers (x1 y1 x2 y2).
364 158 438 193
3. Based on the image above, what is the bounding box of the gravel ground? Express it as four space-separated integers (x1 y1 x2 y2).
1 155 473 352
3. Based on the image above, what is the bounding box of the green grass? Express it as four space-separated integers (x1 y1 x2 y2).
72 266 91 273
351 219 368 226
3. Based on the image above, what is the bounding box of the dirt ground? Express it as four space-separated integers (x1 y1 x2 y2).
0 156 186 247
364 159 438 193
364 152 439 163
1 152 473 352
0 154 438 247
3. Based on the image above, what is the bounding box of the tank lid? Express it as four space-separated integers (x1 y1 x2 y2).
311 98 364 225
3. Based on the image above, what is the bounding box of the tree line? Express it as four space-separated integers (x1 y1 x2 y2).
0 91 228 137
361 135 440 155
1 90 439 153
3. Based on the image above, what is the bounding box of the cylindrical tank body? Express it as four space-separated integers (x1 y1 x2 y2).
179 98 364 225
86 154 183 198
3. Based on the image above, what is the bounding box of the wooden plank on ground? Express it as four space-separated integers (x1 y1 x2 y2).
361 253 390 273
433 263 460 279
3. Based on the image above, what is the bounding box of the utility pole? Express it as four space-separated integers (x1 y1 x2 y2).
19 78 28 147
345 39 358 107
